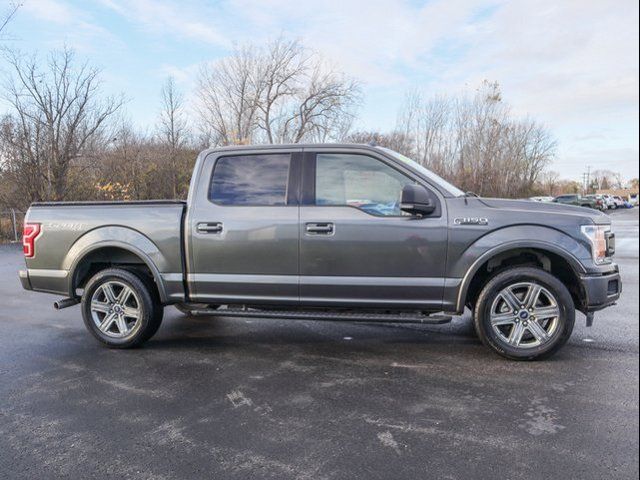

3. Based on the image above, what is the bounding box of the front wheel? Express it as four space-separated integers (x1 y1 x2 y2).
81 268 163 348
473 267 575 360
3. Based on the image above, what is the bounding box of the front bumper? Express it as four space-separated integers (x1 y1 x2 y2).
580 264 622 312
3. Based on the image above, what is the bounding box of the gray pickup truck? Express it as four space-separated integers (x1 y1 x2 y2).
19 144 621 359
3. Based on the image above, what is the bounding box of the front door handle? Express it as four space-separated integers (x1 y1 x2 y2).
305 222 334 235
197 222 223 234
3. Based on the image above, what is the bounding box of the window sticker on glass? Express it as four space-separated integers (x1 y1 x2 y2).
315 154 414 216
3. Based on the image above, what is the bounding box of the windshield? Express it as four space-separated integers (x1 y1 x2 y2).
378 147 465 197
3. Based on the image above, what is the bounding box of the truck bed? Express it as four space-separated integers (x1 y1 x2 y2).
22 200 186 302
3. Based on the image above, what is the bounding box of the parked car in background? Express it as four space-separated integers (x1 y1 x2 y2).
599 194 617 209
553 194 599 210
529 196 555 203
595 194 616 210
629 194 638 207
593 194 613 209
612 196 626 209
584 195 607 211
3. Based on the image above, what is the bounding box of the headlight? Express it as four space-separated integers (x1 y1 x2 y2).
581 225 611 264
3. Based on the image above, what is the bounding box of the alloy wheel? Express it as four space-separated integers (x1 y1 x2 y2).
90 281 141 338
490 281 560 349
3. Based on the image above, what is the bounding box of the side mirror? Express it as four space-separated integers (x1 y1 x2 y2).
401 184 436 216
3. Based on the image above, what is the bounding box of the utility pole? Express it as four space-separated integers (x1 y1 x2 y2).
582 166 591 194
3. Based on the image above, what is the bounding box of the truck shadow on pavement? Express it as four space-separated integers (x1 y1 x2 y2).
133 311 572 363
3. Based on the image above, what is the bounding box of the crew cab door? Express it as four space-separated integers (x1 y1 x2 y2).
299 149 447 309
186 149 301 304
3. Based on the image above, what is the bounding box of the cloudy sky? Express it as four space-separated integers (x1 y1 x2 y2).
4 0 639 180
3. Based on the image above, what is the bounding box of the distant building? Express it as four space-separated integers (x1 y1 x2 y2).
596 188 638 199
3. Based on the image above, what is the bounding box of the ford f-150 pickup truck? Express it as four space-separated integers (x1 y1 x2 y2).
19 144 622 359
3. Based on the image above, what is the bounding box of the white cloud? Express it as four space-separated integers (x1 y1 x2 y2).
97 0 229 47
22 0 75 24
21 0 121 53
228 0 485 84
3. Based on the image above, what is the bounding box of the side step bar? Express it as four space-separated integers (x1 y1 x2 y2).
190 307 452 325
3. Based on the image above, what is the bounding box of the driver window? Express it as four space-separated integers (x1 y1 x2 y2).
315 153 414 216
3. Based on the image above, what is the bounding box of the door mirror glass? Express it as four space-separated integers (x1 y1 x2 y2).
400 184 436 216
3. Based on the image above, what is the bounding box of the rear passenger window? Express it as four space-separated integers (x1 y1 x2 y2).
210 154 291 205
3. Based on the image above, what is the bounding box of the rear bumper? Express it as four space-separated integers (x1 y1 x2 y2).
580 264 622 312
18 268 69 296
19 269 32 290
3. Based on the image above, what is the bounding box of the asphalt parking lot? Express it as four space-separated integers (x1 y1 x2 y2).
1 208 638 479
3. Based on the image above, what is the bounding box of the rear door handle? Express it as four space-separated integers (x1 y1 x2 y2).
197 222 223 234
305 222 334 235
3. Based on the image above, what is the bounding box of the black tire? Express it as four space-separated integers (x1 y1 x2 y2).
473 267 575 360
81 268 163 348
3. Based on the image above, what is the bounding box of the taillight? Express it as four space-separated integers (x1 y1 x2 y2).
23 223 41 258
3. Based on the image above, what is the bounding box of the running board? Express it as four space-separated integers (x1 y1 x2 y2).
190 307 452 324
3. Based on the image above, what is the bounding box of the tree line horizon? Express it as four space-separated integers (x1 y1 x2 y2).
0 38 634 210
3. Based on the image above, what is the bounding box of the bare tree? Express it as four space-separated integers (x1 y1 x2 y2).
0 113 47 207
157 76 189 198
397 91 456 175
254 38 306 144
344 130 413 154
395 81 556 198
591 169 617 190
195 45 262 146
539 170 560 196
2 47 123 201
278 63 360 143
196 38 360 146
0 2 19 38
612 172 624 189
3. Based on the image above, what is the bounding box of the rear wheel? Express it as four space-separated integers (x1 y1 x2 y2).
81 268 163 348
473 267 575 360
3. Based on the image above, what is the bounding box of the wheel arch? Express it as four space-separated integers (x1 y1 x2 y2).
457 241 587 314
63 227 168 302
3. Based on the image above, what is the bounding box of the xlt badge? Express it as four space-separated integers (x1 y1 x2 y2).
454 217 489 226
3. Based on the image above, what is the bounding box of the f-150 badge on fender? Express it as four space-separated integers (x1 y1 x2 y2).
454 217 489 225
